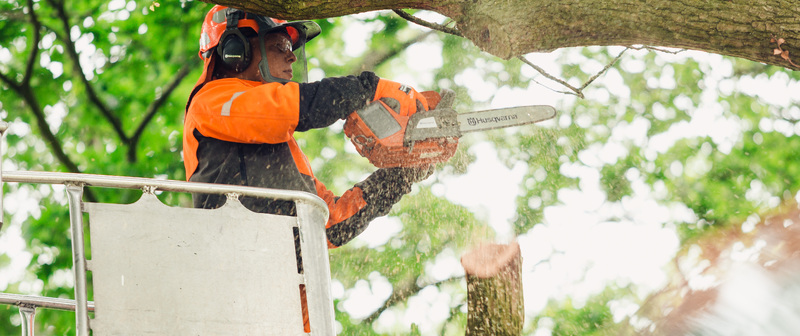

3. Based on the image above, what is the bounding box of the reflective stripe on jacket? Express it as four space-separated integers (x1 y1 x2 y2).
184 73 381 247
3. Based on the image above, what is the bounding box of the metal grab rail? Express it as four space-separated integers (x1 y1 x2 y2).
0 292 95 312
0 292 96 334
0 171 333 336
2 170 328 209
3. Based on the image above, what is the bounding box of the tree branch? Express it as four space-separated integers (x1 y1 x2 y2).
47 0 130 144
517 56 583 98
393 9 462 37
1 73 90 192
350 30 435 74
12 87 97 202
22 0 42 88
23 90 81 174
519 47 627 99
576 47 627 92
127 61 196 162
3 1 98 202
629 45 686 54
0 71 21 93
0 7 28 21
360 236 461 324
363 275 463 324
1 6 81 174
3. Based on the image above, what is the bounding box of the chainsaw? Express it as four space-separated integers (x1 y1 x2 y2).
344 89 557 168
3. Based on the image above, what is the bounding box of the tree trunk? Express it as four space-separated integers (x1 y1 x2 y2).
461 241 523 336
205 0 800 71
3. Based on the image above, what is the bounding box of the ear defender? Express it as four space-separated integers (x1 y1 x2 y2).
216 10 251 73
218 32 250 72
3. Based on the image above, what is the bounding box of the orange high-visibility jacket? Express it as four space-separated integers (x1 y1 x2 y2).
184 72 384 247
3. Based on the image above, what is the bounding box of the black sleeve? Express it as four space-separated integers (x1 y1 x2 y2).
325 167 433 247
296 71 380 132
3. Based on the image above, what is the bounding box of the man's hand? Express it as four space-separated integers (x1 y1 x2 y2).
373 79 429 116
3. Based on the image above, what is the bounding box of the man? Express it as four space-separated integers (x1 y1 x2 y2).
184 6 433 332
184 6 432 249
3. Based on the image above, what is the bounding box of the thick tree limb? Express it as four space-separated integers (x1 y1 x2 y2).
206 0 800 71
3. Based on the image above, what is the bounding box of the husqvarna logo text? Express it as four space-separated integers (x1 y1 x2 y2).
467 114 518 126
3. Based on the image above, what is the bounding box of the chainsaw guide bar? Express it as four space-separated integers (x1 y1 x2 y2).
404 89 557 146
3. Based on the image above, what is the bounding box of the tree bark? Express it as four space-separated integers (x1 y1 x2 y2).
461 241 523 336
204 0 800 71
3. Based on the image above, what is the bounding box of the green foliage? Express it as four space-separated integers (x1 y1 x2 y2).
534 289 623 336
509 125 585 234
331 188 489 288
600 159 633 203
410 323 422 335
1 0 206 333
2 1 800 335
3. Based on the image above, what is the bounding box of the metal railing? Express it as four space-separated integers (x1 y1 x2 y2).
0 122 334 335
0 293 96 336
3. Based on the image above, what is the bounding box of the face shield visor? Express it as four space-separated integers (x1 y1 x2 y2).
255 20 320 84
291 38 309 83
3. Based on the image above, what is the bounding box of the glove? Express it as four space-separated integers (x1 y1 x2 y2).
373 79 429 116
398 164 435 183
355 165 434 214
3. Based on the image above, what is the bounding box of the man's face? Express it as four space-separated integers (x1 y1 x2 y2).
259 32 296 81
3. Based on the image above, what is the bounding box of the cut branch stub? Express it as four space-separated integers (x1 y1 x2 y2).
461 241 523 336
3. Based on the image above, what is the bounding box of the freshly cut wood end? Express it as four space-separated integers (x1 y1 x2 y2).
461 241 520 278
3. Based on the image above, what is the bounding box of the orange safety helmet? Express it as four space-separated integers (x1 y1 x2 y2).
193 5 320 87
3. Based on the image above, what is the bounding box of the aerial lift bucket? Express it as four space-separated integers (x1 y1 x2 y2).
0 119 335 336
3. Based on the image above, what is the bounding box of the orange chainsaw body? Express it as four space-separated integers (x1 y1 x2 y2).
344 91 459 168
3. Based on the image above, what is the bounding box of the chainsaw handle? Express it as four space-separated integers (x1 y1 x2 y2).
420 89 455 111
421 91 440 110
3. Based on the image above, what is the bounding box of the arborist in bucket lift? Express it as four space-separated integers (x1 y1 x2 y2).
184 7 432 251
184 6 433 331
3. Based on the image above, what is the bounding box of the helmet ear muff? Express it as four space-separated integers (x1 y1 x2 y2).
217 30 250 72
216 10 251 73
